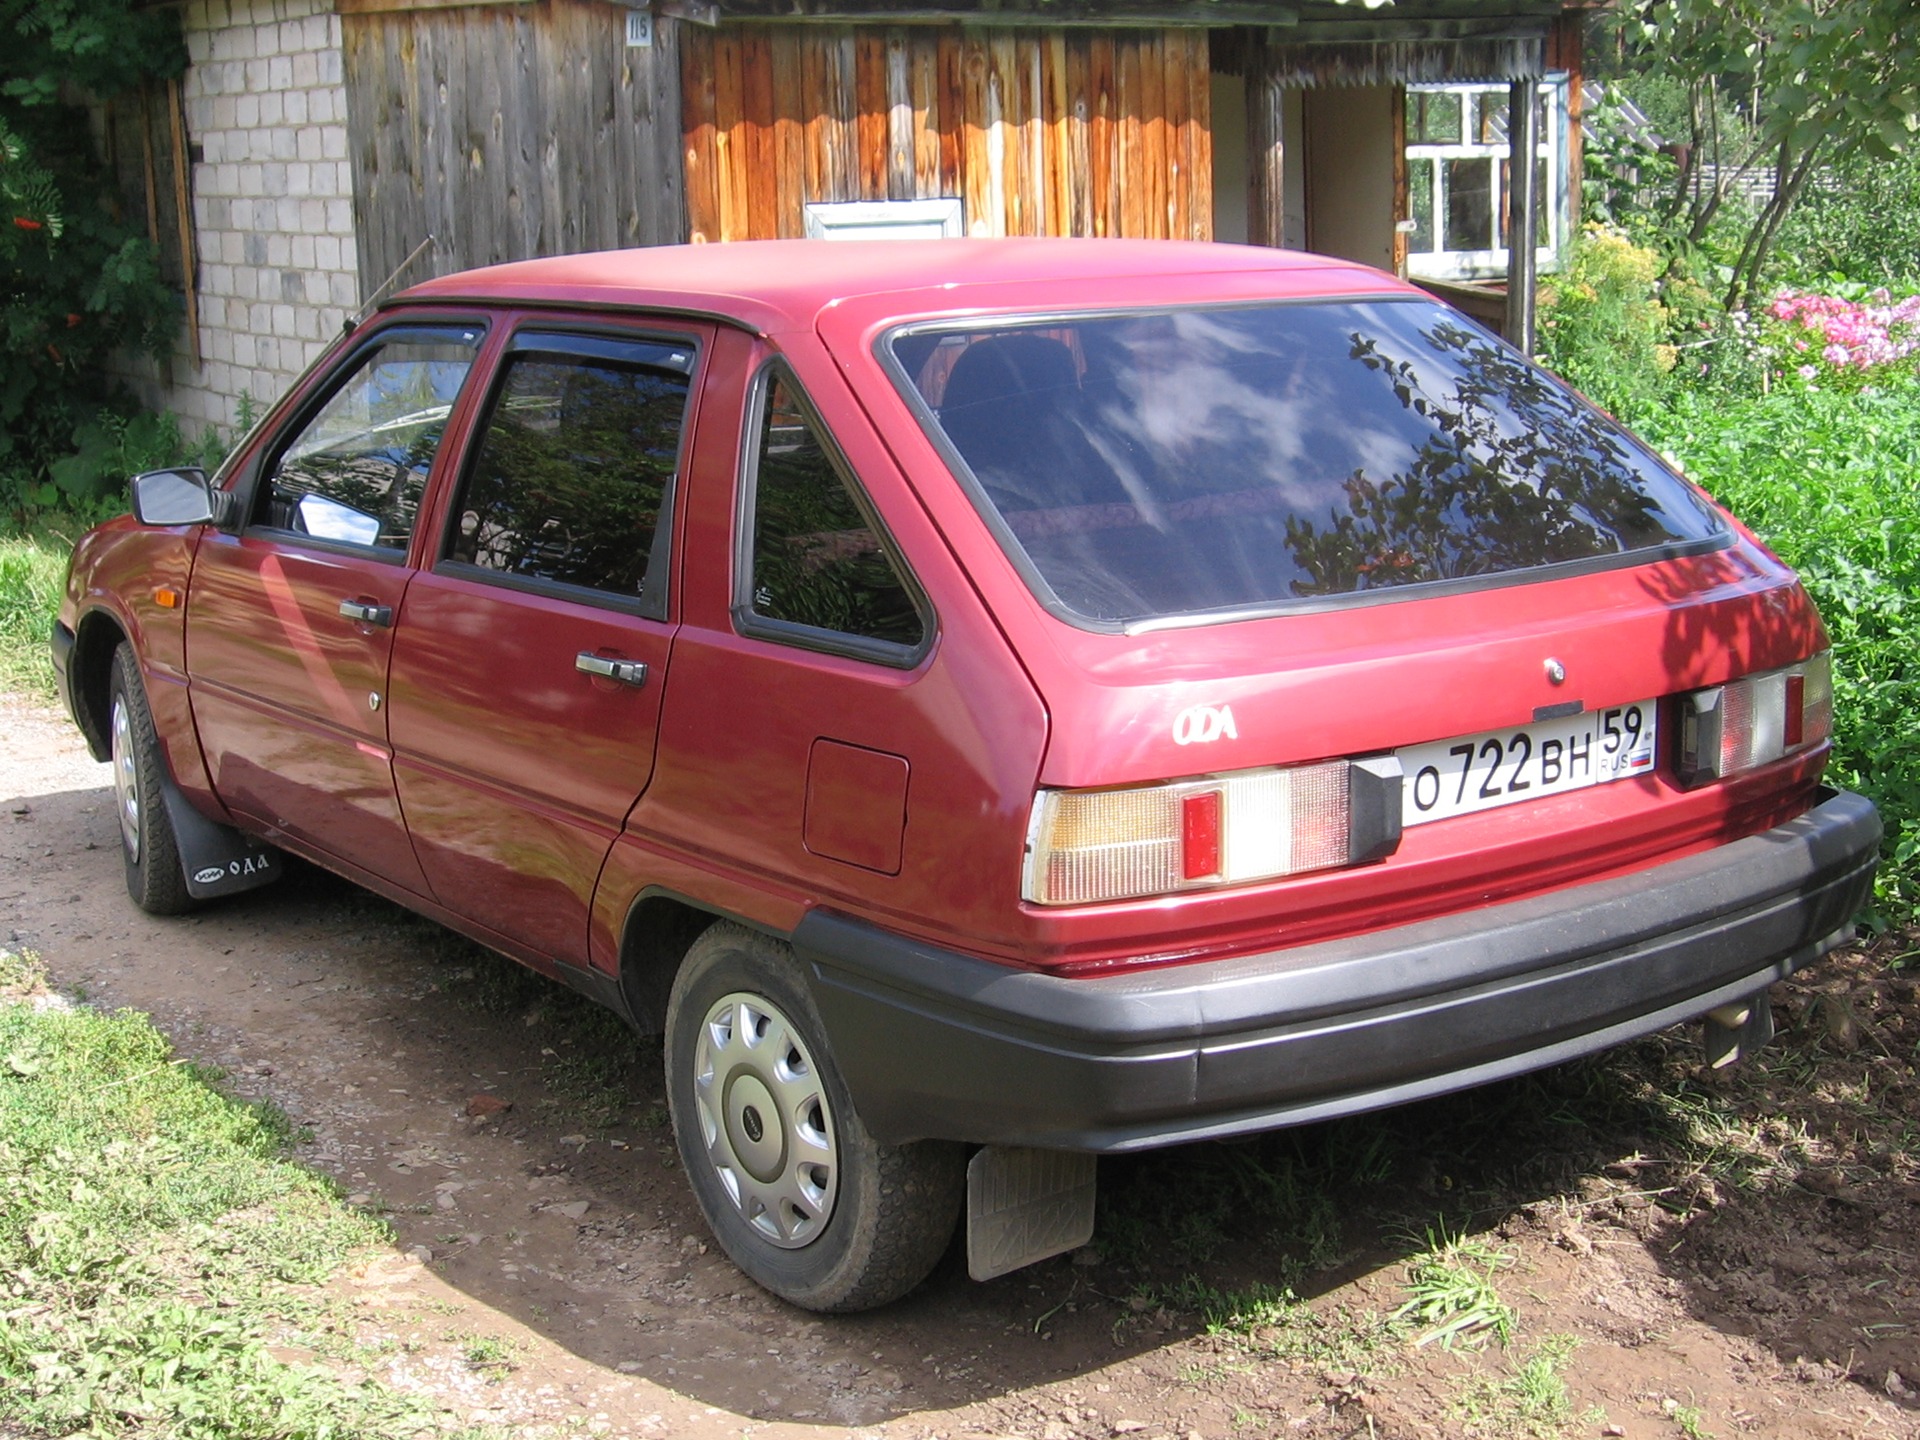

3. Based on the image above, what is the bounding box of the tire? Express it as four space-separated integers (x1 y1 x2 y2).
664 922 964 1312
109 643 194 916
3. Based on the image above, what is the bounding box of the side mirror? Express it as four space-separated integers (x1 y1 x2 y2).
130 467 215 527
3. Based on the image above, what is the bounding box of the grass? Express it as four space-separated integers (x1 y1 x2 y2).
0 947 500 1439
1393 1224 1518 1350
1453 1333 1595 1438
0 531 66 699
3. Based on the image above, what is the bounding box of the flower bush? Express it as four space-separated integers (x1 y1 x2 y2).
1760 286 1920 388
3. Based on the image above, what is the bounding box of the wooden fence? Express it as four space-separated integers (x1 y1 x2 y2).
341 1 684 298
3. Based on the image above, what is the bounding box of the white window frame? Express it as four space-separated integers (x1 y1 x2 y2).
1404 76 1570 282
803 198 966 241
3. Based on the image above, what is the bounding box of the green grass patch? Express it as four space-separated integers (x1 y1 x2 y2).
0 948 495 1439
1452 1333 1596 1438
1393 1223 1518 1351
0 531 67 700
1628 379 1920 923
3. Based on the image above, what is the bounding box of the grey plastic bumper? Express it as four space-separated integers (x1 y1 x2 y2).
796 788 1880 1152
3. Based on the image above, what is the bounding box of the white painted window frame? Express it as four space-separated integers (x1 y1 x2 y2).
803 198 966 241
1405 75 1571 282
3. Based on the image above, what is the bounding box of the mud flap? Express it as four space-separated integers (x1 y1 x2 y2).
157 765 281 901
965 1146 1097 1281
1703 990 1775 1069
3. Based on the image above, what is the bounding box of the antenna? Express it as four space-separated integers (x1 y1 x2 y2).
347 234 437 333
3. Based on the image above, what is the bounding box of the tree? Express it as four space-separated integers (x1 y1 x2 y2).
1625 0 1920 310
0 0 186 515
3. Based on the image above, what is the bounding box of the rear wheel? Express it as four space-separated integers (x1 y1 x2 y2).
664 922 963 1312
109 644 193 915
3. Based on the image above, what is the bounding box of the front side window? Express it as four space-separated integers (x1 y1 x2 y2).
446 339 692 609
743 371 925 652
255 326 482 552
1406 77 1569 282
891 301 1725 628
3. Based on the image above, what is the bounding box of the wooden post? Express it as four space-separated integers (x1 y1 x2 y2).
1244 40 1283 249
166 76 201 367
1504 77 1539 355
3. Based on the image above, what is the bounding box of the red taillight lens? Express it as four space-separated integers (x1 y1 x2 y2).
1677 651 1832 787
1181 791 1222 880
1022 757 1400 906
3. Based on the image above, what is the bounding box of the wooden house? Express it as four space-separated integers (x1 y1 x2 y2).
111 0 1588 429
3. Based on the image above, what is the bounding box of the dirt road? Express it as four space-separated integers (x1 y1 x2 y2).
5 689 1917 1440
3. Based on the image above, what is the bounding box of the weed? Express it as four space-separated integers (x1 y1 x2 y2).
1665 1398 1714 1439
1454 1334 1592 1438
456 1333 519 1380
1153 1278 1403 1377
1394 1222 1518 1350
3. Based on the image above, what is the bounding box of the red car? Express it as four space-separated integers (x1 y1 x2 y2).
55 239 1879 1311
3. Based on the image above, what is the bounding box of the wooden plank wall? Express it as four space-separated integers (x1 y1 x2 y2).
342 2 684 300
682 25 1212 243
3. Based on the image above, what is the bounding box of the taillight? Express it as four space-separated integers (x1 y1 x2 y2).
1676 651 1832 787
1022 757 1401 906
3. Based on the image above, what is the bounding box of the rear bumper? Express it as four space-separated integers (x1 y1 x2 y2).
796 788 1880 1152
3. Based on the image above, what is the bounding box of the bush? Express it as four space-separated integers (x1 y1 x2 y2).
1536 227 1677 413
1630 381 1920 923
0 2 188 523
1775 149 1920 291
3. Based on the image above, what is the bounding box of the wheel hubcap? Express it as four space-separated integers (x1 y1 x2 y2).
110 697 140 863
692 992 838 1248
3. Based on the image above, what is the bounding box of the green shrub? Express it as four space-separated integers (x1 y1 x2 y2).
1630 381 1920 923
1775 149 1920 291
1536 226 1678 414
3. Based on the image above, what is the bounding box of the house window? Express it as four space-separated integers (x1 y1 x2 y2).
1405 77 1570 282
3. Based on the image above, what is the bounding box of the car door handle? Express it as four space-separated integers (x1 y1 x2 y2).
576 652 649 687
338 599 394 627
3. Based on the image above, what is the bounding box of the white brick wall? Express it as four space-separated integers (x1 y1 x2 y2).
114 0 356 440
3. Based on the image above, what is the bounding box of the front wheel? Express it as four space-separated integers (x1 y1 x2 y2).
109 643 193 915
664 922 964 1312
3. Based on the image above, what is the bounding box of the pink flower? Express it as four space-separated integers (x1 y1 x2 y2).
1798 364 1819 380
1823 343 1851 365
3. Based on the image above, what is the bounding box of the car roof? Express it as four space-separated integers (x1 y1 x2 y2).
393 238 1408 334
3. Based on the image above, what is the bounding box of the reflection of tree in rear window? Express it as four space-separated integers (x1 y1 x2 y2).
892 301 1724 625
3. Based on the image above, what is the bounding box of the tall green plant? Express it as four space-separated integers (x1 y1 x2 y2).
1631 383 1920 922
1617 0 1920 310
0 0 186 520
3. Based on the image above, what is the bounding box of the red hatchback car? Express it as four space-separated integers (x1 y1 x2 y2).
56 239 1879 1311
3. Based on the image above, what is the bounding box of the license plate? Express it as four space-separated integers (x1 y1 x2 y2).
1399 700 1658 827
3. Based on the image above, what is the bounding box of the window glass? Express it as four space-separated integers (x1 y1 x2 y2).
893 302 1725 626
257 328 480 550
747 374 924 648
448 350 690 600
1404 78 1569 281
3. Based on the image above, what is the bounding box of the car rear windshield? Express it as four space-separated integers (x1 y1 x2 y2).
888 299 1725 627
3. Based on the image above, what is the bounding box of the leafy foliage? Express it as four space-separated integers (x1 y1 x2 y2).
1610 0 1920 309
1536 228 1679 414
0 0 186 522
1628 381 1920 922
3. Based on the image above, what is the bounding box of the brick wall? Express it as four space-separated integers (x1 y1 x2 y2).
114 0 357 441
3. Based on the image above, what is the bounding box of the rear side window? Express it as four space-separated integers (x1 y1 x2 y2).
446 337 692 613
256 326 481 552
741 370 926 655
889 300 1725 627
